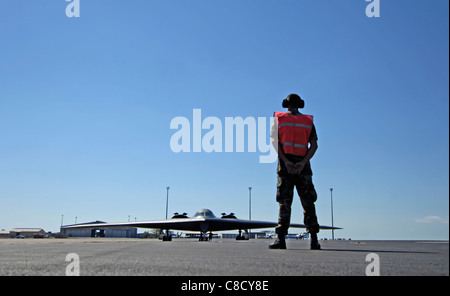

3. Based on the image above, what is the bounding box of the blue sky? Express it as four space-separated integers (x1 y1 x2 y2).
0 0 448 240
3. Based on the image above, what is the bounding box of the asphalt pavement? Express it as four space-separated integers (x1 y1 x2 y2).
0 238 448 276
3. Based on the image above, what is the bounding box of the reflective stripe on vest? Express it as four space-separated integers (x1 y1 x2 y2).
274 111 313 156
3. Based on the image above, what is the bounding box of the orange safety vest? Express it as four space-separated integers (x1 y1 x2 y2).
274 111 313 156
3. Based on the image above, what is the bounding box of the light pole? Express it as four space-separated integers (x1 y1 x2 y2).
60 214 64 233
330 188 334 240
248 187 252 221
248 187 252 239
166 186 170 220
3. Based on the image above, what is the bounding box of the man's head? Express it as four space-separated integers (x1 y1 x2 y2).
282 93 304 109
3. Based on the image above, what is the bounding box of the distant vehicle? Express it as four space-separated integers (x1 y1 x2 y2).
296 232 309 240
16 235 25 239
265 232 276 239
53 233 68 239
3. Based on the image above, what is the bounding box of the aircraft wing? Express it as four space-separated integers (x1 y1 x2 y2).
204 218 340 231
62 218 206 232
62 217 341 232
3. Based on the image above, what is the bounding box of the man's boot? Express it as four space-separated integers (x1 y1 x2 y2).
269 237 286 249
310 232 321 250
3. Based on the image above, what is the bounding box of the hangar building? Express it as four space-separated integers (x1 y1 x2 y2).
61 221 137 238
10 228 46 238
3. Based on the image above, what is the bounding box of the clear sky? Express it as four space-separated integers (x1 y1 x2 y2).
0 0 448 240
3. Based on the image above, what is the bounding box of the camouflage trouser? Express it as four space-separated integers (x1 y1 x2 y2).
275 174 320 237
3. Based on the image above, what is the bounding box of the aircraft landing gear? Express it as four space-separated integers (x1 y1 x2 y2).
236 229 249 240
162 229 172 241
199 231 213 242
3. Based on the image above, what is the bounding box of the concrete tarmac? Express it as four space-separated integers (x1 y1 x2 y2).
0 238 448 276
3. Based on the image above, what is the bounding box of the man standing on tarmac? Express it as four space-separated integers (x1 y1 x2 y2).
269 93 321 250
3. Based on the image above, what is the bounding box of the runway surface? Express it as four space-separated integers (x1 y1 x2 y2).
0 238 448 276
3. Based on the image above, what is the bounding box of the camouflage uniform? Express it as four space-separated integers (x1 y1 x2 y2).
276 158 320 237
272 112 320 237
